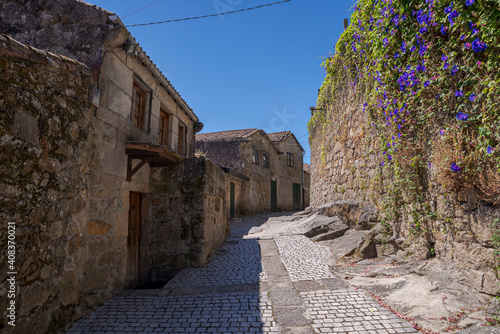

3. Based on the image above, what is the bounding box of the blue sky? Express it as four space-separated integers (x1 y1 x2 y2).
91 0 356 164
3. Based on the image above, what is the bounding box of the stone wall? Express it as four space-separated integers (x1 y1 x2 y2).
148 158 229 280
0 35 111 333
0 0 113 66
309 71 500 296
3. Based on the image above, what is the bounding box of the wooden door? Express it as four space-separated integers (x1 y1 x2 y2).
230 182 235 218
127 192 141 286
271 180 277 212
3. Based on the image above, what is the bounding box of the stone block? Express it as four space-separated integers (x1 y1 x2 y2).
13 109 39 145
60 270 79 306
88 220 111 235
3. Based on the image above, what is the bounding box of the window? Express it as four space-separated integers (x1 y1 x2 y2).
286 152 294 167
252 149 259 165
177 123 186 155
132 82 147 131
159 110 170 146
263 153 270 168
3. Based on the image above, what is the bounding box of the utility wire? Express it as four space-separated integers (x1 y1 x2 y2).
126 0 292 27
123 0 165 19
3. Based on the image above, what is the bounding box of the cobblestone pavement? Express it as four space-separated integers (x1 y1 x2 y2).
274 235 335 282
166 239 267 287
67 213 418 334
302 290 416 334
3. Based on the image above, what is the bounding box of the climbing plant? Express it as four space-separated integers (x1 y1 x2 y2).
309 0 500 238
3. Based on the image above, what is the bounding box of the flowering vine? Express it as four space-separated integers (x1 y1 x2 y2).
309 0 500 237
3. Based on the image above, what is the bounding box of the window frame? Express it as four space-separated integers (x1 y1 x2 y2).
252 148 260 165
177 121 186 156
286 152 294 168
159 109 170 146
263 152 270 168
131 80 151 132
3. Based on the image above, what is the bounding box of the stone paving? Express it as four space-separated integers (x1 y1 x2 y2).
166 239 267 287
301 290 416 334
274 235 335 282
67 213 418 334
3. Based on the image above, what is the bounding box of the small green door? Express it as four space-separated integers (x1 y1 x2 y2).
293 183 301 210
271 180 277 212
230 182 235 218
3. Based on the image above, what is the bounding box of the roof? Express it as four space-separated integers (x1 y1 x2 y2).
267 131 292 143
196 129 260 142
303 163 311 174
105 13 198 122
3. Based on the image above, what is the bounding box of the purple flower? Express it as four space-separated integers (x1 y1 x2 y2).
469 21 474 30
460 34 465 40
451 163 461 172
395 52 400 58
440 25 447 35
472 38 487 52
419 45 427 56
445 4 453 14
451 65 459 76
456 112 469 121
419 27 429 34
381 162 385 166
388 154 392 161
417 64 426 72
439 129 445 136
441 54 448 61
424 81 430 87
410 45 416 52
487 146 493 154
444 62 450 70
469 93 476 101
465 0 474 6
455 90 464 97
449 10 459 19
472 28 478 35
465 42 471 50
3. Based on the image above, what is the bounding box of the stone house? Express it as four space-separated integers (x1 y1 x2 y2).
0 1 229 332
196 129 306 217
303 163 311 208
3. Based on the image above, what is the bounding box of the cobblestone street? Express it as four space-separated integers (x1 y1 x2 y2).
67 213 417 334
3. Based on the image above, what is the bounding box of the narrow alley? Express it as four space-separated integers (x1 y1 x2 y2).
67 213 417 334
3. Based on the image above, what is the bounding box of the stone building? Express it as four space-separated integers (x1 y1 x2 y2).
303 163 311 208
196 129 306 217
0 1 229 332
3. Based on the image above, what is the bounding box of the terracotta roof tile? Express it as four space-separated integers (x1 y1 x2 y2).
267 131 292 143
196 129 260 141
303 163 311 173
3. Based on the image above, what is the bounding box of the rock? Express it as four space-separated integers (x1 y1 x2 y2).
454 327 500 334
313 200 377 230
303 216 349 241
355 230 378 259
321 230 370 261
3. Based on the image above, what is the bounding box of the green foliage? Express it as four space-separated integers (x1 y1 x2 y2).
310 0 500 243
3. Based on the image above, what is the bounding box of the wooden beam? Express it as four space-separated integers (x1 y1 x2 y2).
127 156 151 181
